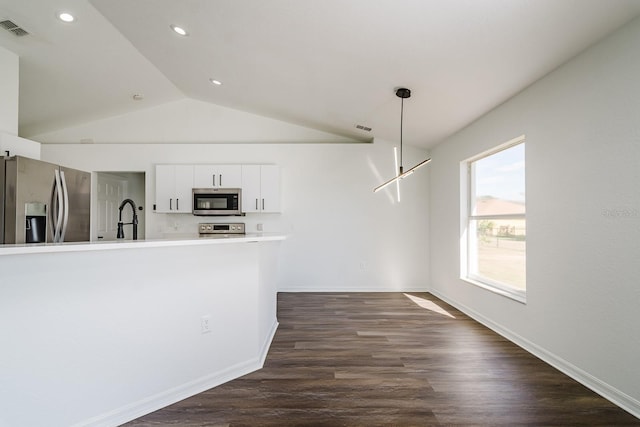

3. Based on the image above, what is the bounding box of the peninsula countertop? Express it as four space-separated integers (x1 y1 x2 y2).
0 233 287 256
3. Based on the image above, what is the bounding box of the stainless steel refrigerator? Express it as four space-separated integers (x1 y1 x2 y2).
1 156 90 244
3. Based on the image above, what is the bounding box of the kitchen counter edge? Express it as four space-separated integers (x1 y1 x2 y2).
0 233 287 256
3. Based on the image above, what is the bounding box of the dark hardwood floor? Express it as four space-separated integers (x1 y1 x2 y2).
124 292 639 426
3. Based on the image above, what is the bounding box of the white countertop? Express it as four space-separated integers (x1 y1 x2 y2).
0 233 286 256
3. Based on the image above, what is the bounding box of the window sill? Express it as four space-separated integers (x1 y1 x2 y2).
461 277 527 304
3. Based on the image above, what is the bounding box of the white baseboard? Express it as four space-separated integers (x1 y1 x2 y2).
74 358 262 427
430 289 640 419
277 287 429 293
260 320 279 366
77 320 281 427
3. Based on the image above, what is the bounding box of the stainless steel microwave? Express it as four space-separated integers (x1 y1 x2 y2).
192 188 242 216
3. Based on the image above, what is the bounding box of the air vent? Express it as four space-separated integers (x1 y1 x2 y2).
355 124 372 132
0 19 30 37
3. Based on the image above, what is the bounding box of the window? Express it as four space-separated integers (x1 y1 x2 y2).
464 136 526 302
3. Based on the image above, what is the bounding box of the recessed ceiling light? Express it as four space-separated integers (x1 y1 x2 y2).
209 78 222 86
132 94 144 101
170 25 188 36
58 12 75 23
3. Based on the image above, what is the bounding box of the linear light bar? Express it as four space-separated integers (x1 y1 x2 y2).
394 146 401 202
373 158 431 193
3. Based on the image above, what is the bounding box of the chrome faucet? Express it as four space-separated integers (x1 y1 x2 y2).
116 199 138 240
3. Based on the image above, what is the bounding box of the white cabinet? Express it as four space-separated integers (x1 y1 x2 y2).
0 132 41 159
241 165 281 213
260 166 281 212
193 164 241 188
241 165 261 212
155 163 281 215
155 165 194 213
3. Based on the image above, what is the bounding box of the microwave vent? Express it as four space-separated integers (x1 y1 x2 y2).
0 19 30 37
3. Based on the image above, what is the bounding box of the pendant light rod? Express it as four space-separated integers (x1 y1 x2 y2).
396 87 411 173
400 95 404 170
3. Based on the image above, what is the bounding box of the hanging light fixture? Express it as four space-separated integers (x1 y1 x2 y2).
374 87 431 193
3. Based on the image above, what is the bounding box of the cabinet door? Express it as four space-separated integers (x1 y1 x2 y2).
194 165 242 188
241 165 261 213
174 165 194 213
260 165 281 213
216 165 242 188
155 165 193 213
155 165 175 213
193 165 218 188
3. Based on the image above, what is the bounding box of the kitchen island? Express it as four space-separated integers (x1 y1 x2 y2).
0 234 285 427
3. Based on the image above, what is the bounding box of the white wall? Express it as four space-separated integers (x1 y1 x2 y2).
429 17 640 416
0 46 19 135
33 98 361 144
40 102 430 292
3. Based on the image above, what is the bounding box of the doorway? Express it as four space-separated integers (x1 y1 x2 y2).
95 172 145 241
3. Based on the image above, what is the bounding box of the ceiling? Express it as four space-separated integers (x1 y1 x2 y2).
1 0 640 148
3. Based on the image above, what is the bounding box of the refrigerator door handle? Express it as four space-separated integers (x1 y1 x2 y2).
60 170 69 242
51 169 64 242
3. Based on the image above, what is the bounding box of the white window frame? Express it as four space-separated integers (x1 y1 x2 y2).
461 135 526 303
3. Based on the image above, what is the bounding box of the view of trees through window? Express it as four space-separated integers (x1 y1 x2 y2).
467 140 526 295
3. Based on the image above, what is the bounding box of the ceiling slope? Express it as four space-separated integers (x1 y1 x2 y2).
2 0 640 147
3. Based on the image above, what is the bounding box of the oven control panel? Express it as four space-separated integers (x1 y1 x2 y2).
198 222 245 235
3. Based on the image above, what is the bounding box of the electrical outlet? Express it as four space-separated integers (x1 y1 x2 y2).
257 223 263 231
201 315 212 334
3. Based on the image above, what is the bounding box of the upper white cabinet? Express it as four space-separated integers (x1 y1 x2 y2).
193 164 241 188
241 165 281 213
0 132 41 160
155 163 281 215
155 165 194 213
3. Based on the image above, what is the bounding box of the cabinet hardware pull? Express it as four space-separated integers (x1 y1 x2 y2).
219 174 222 186
212 175 215 186
177 199 179 210
262 199 265 210
170 198 173 210
255 199 258 210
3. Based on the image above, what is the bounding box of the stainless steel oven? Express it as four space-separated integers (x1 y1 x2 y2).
198 222 245 236
192 188 242 216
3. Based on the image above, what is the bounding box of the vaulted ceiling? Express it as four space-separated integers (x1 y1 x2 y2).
1 0 640 148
